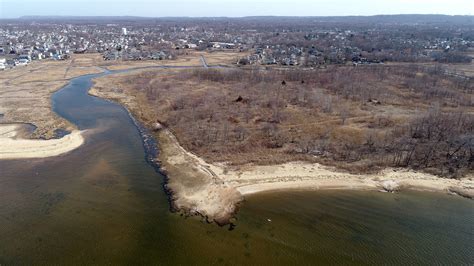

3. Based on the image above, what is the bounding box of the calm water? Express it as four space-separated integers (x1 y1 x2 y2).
0 72 472 265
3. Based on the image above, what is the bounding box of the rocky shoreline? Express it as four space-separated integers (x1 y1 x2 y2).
120 106 178 214
88 87 241 226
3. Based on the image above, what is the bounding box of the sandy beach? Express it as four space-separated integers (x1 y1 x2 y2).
155 128 473 224
0 124 85 159
224 162 474 196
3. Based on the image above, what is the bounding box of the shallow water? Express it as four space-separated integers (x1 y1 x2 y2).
0 71 472 264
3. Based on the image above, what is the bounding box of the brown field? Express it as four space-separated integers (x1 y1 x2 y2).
201 50 249 66
444 61 474 77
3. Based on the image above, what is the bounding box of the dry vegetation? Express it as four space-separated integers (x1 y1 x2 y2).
0 51 241 139
94 64 473 178
0 54 103 138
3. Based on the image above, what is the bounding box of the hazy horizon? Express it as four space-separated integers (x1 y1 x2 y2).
1 0 473 19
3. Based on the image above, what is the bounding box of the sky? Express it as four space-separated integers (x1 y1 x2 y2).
0 0 473 18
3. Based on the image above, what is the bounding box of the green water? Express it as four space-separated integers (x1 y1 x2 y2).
0 72 472 264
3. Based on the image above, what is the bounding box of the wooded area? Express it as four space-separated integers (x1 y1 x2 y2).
117 65 473 177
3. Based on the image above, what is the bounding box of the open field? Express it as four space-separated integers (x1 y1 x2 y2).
443 57 474 77
448 50 474 77
387 53 474 78
101 50 245 70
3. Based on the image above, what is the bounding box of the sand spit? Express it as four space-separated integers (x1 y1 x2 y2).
0 124 84 159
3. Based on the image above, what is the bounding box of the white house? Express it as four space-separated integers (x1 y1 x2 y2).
16 59 29 66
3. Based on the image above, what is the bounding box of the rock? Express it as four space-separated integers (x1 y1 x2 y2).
294 148 304 154
309 149 324 156
152 122 163 131
382 180 399 192
368 98 381 105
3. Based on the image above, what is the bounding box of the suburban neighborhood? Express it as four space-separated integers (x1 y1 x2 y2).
1 16 472 70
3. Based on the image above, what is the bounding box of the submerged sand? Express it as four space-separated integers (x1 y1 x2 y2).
0 124 84 159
